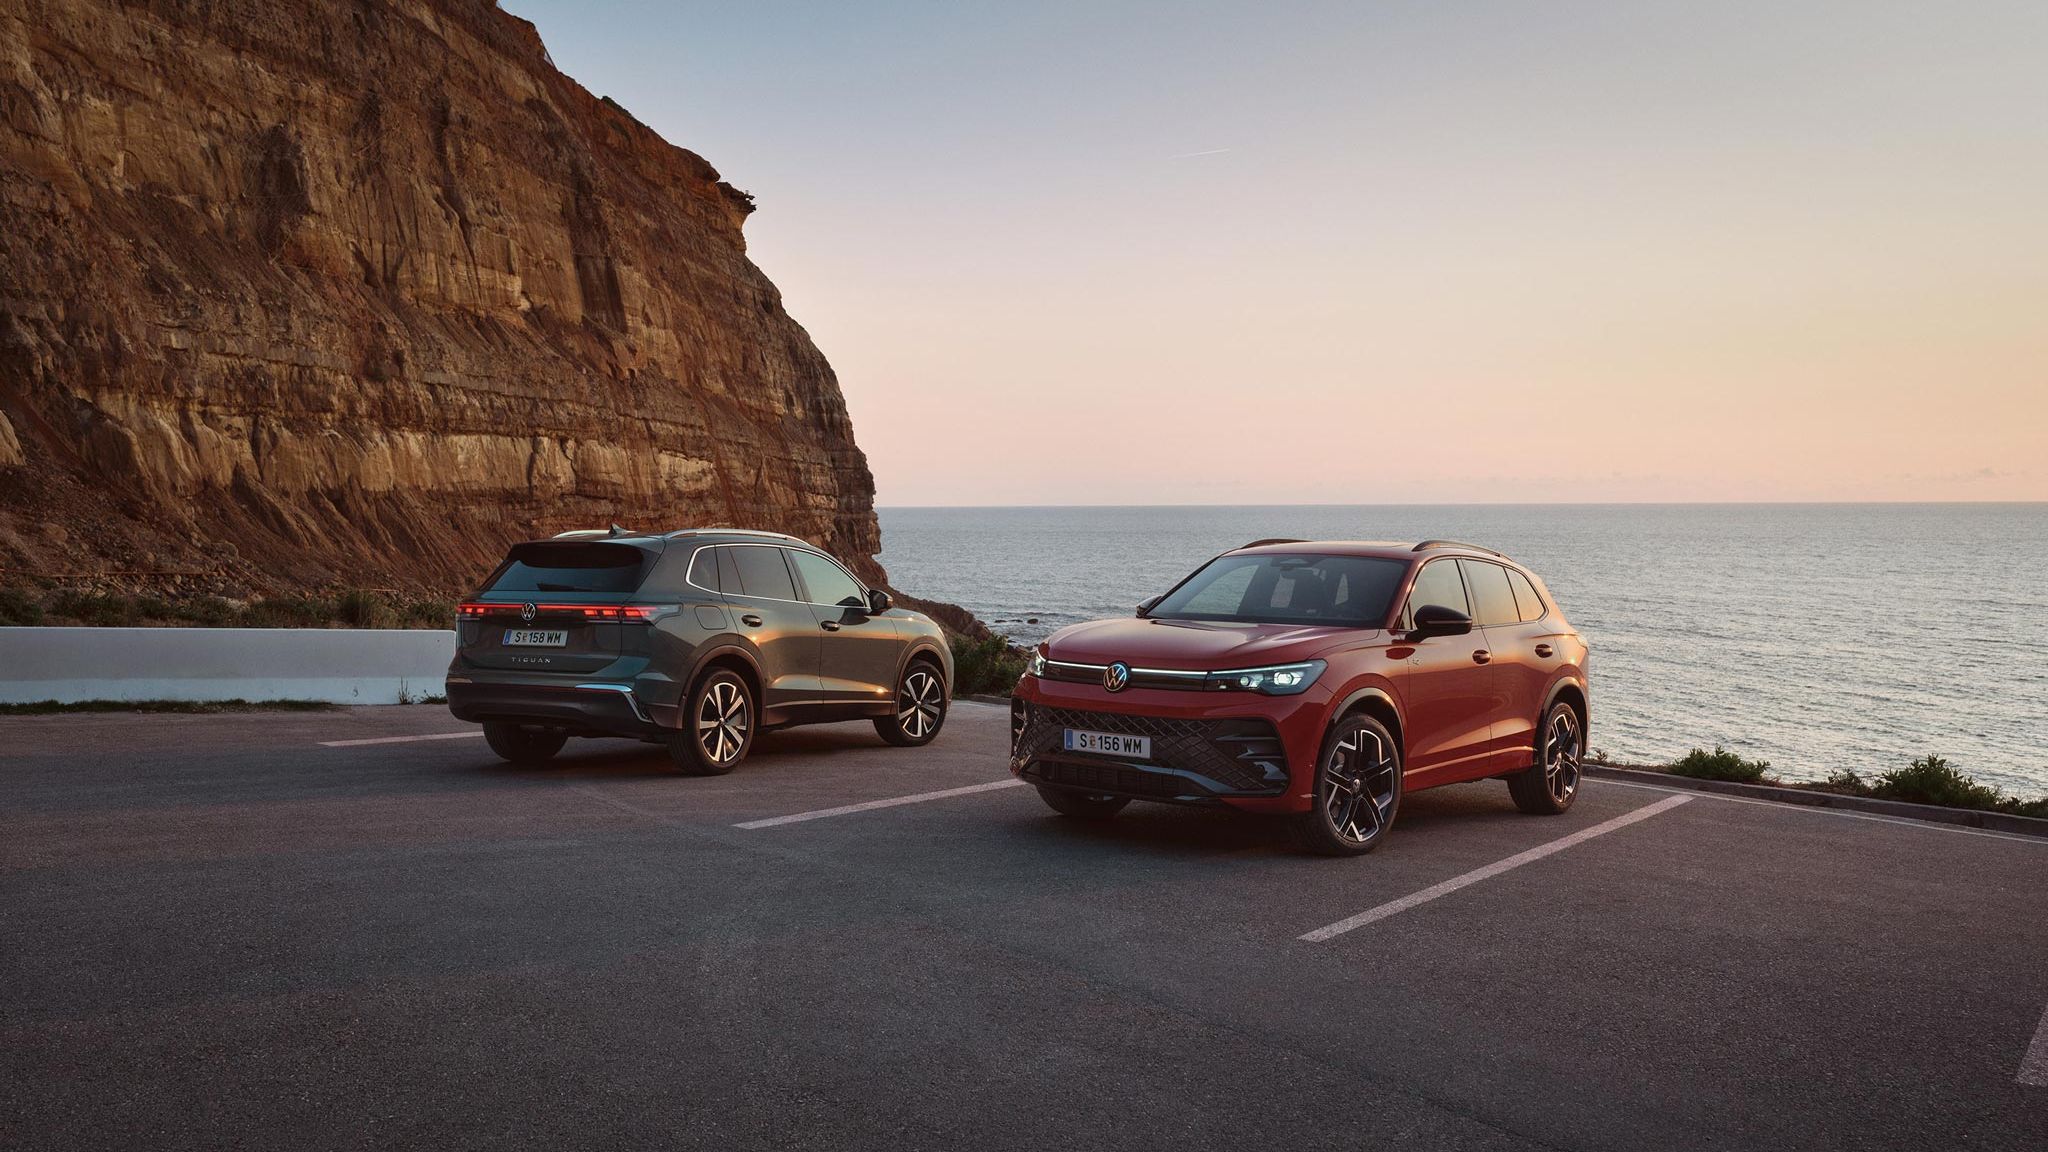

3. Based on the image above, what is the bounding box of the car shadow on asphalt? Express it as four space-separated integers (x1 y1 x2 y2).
997 782 1533 859
468 725 923 782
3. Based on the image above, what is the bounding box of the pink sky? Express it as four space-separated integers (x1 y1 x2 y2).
511 1 2047 504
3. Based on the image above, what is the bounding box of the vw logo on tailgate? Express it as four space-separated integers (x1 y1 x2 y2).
520 602 538 623
1103 662 1131 693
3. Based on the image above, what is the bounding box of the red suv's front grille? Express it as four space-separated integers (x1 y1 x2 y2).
1011 702 1288 796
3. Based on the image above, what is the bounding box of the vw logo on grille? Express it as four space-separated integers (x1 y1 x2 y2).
1103 662 1131 693
520 602 538 623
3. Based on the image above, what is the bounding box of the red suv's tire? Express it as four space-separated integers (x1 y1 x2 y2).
1293 713 1403 856
1507 701 1582 814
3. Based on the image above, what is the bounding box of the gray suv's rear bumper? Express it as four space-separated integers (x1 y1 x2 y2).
446 675 662 737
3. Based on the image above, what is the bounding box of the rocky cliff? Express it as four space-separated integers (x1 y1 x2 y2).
0 0 884 598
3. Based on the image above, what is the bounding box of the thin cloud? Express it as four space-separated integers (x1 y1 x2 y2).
1171 147 1231 159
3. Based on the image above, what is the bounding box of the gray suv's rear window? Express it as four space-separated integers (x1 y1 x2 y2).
485 542 651 595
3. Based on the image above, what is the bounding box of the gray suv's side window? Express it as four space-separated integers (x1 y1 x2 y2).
729 545 800 601
787 549 866 608
686 546 722 592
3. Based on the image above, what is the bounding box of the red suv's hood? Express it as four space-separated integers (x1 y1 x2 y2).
1043 617 1371 670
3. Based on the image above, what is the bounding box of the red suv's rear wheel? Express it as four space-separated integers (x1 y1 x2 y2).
1508 701 1582 814
1294 714 1402 856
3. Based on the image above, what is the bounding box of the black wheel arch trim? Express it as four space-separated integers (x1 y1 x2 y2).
896 641 951 694
1543 676 1590 734
681 643 765 724
1333 685 1404 750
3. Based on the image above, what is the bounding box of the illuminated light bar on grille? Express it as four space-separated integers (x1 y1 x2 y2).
456 603 674 620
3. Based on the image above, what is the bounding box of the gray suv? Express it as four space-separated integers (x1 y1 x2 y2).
446 528 953 774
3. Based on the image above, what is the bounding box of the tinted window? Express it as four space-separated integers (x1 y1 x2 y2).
787 550 866 607
728 546 799 600
1404 560 1468 622
1459 560 1520 627
1151 554 1408 626
685 547 721 592
1506 568 1546 622
715 547 743 596
485 542 650 594
1177 564 1256 615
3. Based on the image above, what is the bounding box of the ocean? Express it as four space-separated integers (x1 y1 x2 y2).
877 504 2048 795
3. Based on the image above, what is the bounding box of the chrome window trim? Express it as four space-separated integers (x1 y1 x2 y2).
684 542 870 607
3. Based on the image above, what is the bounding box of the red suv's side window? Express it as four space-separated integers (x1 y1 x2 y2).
1458 560 1520 628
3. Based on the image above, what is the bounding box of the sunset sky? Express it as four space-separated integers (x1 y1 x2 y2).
505 1 2047 505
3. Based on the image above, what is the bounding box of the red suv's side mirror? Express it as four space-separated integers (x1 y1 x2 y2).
1136 595 1161 618
1410 603 1473 638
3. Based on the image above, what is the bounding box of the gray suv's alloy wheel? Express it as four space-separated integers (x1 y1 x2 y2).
670 669 753 775
874 661 947 747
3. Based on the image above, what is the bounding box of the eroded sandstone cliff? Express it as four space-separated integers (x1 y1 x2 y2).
0 0 884 597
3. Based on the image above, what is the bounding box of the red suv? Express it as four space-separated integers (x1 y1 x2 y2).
1010 540 1589 855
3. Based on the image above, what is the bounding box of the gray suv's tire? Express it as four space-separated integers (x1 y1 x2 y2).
669 668 754 775
874 660 947 747
483 721 567 765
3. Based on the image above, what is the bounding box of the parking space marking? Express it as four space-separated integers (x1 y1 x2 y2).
2021 1002 2048 1086
1598 777 2048 846
736 779 1025 829
319 730 484 748
1299 794 1693 942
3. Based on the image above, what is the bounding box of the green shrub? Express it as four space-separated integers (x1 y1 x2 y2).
47 590 139 626
399 599 456 629
336 588 396 628
949 633 1027 697
1872 754 2005 810
176 596 239 626
240 597 331 628
0 587 43 626
1668 745 1771 783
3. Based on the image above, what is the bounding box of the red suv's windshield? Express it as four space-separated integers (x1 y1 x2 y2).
1150 554 1408 627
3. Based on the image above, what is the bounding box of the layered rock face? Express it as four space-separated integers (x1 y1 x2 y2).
0 0 883 596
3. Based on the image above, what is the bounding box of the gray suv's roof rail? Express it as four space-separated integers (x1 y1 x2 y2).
663 527 815 546
552 523 635 539
1412 539 1505 557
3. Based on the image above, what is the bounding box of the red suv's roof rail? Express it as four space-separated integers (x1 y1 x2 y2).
1412 539 1505 557
1239 538 1306 549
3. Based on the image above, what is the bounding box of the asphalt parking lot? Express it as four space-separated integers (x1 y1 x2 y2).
4 703 2045 1151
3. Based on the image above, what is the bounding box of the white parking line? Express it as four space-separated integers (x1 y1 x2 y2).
1597 776 2048 847
736 779 1025 830
1299 794 1693 942
2021 1002 2048 1086
319 730 484 748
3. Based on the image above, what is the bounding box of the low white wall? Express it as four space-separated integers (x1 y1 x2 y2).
0 627 456 705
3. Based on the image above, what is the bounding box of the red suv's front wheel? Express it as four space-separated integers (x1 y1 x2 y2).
1294 714 1403 856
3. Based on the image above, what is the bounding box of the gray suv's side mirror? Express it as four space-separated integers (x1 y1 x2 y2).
1136 595 1161 617
1410 603 1473 638
866 588 894 615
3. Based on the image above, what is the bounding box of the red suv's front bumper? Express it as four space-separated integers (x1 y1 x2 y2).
1009 674 1332 815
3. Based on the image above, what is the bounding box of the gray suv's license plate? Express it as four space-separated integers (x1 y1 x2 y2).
503 629 568 647
1064 729 1150 758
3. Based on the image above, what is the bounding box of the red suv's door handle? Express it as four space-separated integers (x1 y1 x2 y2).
740 613 763 627
1472 650 1491 665
1534 643 1554 658
821 620 841 631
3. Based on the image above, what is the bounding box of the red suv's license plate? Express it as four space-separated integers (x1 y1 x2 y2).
1064 729 1150 758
